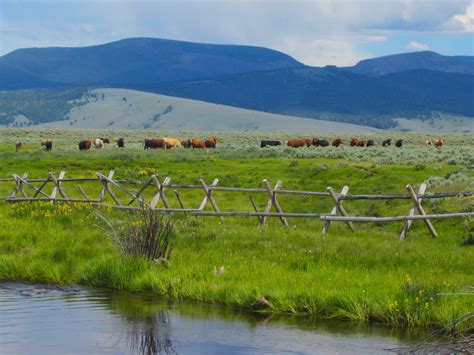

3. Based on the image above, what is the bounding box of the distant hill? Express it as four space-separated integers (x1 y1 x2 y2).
0 37 304 86
146 67 474 128
347 51 474 76
32 88 378 132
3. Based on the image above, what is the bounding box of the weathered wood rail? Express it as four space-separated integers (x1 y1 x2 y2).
0 171 472 240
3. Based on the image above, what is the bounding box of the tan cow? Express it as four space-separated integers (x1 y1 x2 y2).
15 140 22 152
163 138 182 149
94 138 104 149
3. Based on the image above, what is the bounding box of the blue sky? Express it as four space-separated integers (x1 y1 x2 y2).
1 0 473 66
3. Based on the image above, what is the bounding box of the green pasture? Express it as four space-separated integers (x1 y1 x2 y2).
0 128 472 332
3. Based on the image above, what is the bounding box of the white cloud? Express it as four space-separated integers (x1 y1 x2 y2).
407 40 429 50
443 1 474 31
1 0 473 64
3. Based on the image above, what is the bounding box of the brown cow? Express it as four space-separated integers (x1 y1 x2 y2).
144 139 166 149
207 137 219 144
15 140 22 152
332 138 343 147
351 138 365 147
434 138 444 148
79 140 92 150
41 139 53 151
163 138 182 149
287 139 309 148
191 139 206 148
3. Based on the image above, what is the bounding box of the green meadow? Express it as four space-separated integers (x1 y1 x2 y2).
0 128 473 333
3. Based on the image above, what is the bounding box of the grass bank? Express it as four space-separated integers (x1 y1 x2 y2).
0 129 473 333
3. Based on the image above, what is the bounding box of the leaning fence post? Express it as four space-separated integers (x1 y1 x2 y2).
33 174 52 198
262 179 289 227
49 171 67 199
322 185 350 233
175 190 186 210
404 184 438 238
11 173 28 198
249 196 264 224
199 178 223 221
127 177 153 207
97 170 121 205
400 183 427 240
325 186 355 232
150 176 171 209
98 170 115 202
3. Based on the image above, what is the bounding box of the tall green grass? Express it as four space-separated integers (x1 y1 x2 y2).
0 128 472 333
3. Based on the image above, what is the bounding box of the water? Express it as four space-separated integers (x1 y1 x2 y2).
0 282 425 354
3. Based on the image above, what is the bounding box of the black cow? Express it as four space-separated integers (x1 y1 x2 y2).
395 139 403 148
117 138 125 148
382 139 392 147
316 139 329 147
205 140 216 148
260 140 282 148
366 140 375 147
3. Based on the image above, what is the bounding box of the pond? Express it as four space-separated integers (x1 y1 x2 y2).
0 282 430 354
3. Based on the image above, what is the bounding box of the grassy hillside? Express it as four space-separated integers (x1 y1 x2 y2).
35 88 378 132
149 67 474 128
0 129 472 333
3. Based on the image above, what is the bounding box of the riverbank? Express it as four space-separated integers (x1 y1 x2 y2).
0 132 473 333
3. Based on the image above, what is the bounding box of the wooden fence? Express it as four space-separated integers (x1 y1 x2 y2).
0 170 472 240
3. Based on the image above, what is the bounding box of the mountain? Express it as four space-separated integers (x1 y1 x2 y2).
144 67 474 128
348 51 474 76
0 63 59 90
0 37 304 86
0 38 473 129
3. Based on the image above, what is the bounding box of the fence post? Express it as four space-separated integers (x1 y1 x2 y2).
127 177 153 207
77 185 91 201
199 178 223 221
150 176 171 209
11 173 28 198
33 174 52 198
97 170 121 205
324 186 355 232
12 173 50 199
49 171 67 199
262 179 288 227
175 190 186 210
404 184 438 238
400 183 426 240
322 185 350 233
249 196 264 224
98 170 115 202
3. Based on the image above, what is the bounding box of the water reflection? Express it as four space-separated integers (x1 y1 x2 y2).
0 282 427 354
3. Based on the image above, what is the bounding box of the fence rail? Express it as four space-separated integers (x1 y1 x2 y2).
0 170 472 240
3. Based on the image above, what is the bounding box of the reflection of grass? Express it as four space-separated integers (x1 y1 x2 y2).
0 128 473 333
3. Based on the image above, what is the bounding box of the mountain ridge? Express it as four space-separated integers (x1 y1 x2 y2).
0 37 472 129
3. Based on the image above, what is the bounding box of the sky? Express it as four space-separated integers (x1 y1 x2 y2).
0 0 473 66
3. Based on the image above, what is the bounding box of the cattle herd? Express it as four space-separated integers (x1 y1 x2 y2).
12 135 446 152
263 136 445 148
